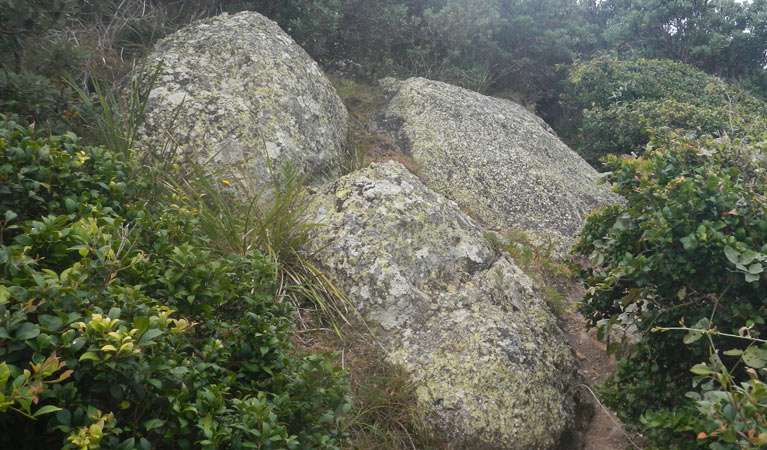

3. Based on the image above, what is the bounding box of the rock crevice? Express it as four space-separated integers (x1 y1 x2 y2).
371 77 620 253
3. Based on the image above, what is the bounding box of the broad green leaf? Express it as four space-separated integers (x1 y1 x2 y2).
56 409 72 425
0 362 10 381
144 419 164 431
743 346 767 369
694 317 711 329
201 413 213 439
132 317 149 335
108 307 121 320
139 329 163 344
724 246 739 265
683 318 709 344
723 349 743 356
690 363 714 375
79 352 100 362
740 251 758 265
683 329 704 344
38 314 63 331
0 286 9 304
723 404 737 422
15 323 40 341
64 198 77 213
117 438 136 450
746 272 760 283
33 405 62 417
748 263 763 274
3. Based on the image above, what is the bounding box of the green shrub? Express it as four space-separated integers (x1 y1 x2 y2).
574 127 767 447
0 117 350 449
683 362 767 449
559 55 767 166
640 351 767 449
0 69 62 126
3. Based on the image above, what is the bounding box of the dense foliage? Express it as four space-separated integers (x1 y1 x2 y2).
4 0 767 129
240 0 767 105
559 55 767 165
0 117 350 449
248 0 601 103
599 0 767 93
575 128 767 447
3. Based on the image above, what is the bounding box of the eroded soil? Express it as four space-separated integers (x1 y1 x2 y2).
559 282 647 450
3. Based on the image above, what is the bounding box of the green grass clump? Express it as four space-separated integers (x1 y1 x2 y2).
484 230 572 315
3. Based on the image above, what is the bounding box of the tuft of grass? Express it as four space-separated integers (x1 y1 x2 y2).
68 58 160 159
329 75 426 176
485 230 572 314
72 57 357 332
330 76 390 175
291 324 446 450
330 75 385 124
341 139 368 174
165 153 363 334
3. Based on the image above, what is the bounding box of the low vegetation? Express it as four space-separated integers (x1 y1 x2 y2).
559 56 767 166
0 117 352 449
3 0 767 449
575 128 767 448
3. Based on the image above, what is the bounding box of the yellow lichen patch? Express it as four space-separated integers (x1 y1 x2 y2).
306 162 578 449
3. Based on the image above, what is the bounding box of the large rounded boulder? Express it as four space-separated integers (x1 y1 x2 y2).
136 11 347 188
305 161 580 449
372 77 619 253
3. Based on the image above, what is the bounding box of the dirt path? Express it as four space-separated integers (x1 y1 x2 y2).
559 283 646 450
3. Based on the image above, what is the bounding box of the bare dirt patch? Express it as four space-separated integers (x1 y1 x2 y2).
559 281 648 450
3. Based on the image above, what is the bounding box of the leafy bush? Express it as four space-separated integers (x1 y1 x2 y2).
0 117 350 449
598 0 767 97
574 127 767 447
684 363 767 449
559 55 767 166
0 69 63 126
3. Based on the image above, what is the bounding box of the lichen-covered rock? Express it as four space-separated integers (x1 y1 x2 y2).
306 161 579 449
372 77 619 253
137 11 346 189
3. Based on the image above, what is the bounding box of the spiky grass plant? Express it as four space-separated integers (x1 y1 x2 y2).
68 58 163 162
291 325 443 450
166 153 361 330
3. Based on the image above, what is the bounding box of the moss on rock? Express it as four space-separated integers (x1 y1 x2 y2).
372 77 620 254
136 11 347 190
306 162 579 449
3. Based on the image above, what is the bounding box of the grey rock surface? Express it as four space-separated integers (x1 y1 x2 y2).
372 77 619 253
136 11 347 189
306 161 579 449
